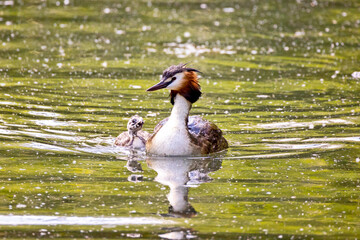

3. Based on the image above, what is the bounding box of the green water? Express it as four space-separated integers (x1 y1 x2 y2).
1 0 360 239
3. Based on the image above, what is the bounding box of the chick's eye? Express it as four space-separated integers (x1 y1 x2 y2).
171 77 176 81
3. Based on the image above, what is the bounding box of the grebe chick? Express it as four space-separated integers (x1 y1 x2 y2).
115 115 151 149
146 63 228 156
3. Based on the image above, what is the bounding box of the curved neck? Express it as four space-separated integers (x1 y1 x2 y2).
128 130 136 137
169 94 192 123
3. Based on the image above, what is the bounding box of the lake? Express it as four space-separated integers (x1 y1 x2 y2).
0 0 359 239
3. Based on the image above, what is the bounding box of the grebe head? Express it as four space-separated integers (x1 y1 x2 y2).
147 63 202 104
127 115 144 134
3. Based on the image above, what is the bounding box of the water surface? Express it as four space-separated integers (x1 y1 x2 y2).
0 0 359 239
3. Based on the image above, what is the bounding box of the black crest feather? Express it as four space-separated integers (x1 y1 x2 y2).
162 63 201 80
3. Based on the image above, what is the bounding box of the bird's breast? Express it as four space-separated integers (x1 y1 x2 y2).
132 137 146 149
147 121 198 156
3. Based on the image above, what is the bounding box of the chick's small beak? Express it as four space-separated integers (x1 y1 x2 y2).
147 79 169 91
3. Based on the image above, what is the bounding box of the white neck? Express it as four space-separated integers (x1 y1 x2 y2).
169 94 191 124
146 94 196 156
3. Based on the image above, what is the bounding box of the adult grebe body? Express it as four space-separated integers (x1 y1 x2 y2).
146 64 228 156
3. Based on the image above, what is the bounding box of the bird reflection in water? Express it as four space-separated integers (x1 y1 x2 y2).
146 156 222 218
121 150 145 183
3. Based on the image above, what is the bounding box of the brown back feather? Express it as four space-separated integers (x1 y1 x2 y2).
114 132 131 146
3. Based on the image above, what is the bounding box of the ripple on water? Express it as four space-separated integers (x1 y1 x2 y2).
0 129 13 135
22 142 77 153
18 130 85 141
31 119 90 127
4 123 28 128
26 104 52 110
266 143 343 150
28 111 62 118
43 129 77 135
303 136 360 142
0 215 174 226
226 152 300 159
75 144 145 157
252 118 354 129
263 136 360 143
262 138 302 142
0 101 17 106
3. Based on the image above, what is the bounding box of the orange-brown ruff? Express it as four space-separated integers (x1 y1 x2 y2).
146 64 228 156
170 71 200 105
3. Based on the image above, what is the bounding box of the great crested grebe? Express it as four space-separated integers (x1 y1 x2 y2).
115 115 151 149
146 63 228 156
